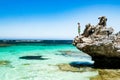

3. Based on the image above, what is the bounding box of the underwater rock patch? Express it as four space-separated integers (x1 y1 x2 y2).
19 56 49 60
22 63 30 66
57 64 96 72
0 60 11 66
57 50 89 58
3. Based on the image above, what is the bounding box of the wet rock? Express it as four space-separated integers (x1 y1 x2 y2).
58 64 81 72
90 69 120 80
0 60 11 66
57 64 96 72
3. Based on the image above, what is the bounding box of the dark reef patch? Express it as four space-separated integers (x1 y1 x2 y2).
69 61 93 68
19 56 49 60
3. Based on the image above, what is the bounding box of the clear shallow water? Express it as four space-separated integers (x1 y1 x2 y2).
0 43 97 80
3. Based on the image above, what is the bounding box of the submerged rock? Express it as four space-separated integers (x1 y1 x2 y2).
57 50 73 56
90 69 120 80
57 64 96 72
57 50 90 58
58 64 81 72
0 60 11 66
22 63 30 66
73 16 120 68
19 56 49 60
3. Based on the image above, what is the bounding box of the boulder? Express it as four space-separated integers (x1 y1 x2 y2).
73 16 120 68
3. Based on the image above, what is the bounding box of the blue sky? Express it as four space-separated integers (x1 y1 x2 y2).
0 0 120 39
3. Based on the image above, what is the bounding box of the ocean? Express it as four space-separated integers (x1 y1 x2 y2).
0 40 97 80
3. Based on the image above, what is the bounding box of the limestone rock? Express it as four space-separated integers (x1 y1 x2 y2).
73 16 120 68
90 69 120 80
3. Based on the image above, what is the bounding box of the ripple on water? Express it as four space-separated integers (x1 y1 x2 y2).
0 43 98 80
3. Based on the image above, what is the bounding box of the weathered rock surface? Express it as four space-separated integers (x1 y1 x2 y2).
90 69 120 80
57 64 96 72
73 16 120 68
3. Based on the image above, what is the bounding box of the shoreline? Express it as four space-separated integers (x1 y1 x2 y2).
57 63 120 80
90 69 120 80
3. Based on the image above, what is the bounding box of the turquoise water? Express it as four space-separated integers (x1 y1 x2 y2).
0 43 97 80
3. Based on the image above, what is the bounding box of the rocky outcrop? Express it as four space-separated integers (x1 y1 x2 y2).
73 16 120 68
90 69 120 80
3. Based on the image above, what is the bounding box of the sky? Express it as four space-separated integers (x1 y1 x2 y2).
0 0 120 40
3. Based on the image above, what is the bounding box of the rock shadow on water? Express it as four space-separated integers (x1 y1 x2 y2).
69 61 93 68
92 57 120 69
19 56 49 60
69 60 120 69
57 62 96 72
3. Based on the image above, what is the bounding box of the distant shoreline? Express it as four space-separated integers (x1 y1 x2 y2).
0 40 73 44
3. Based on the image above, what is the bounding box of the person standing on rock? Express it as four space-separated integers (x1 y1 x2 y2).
98 16 107 27
78 22 81 36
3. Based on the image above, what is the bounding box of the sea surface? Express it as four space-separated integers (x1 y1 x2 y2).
0 40 97 80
